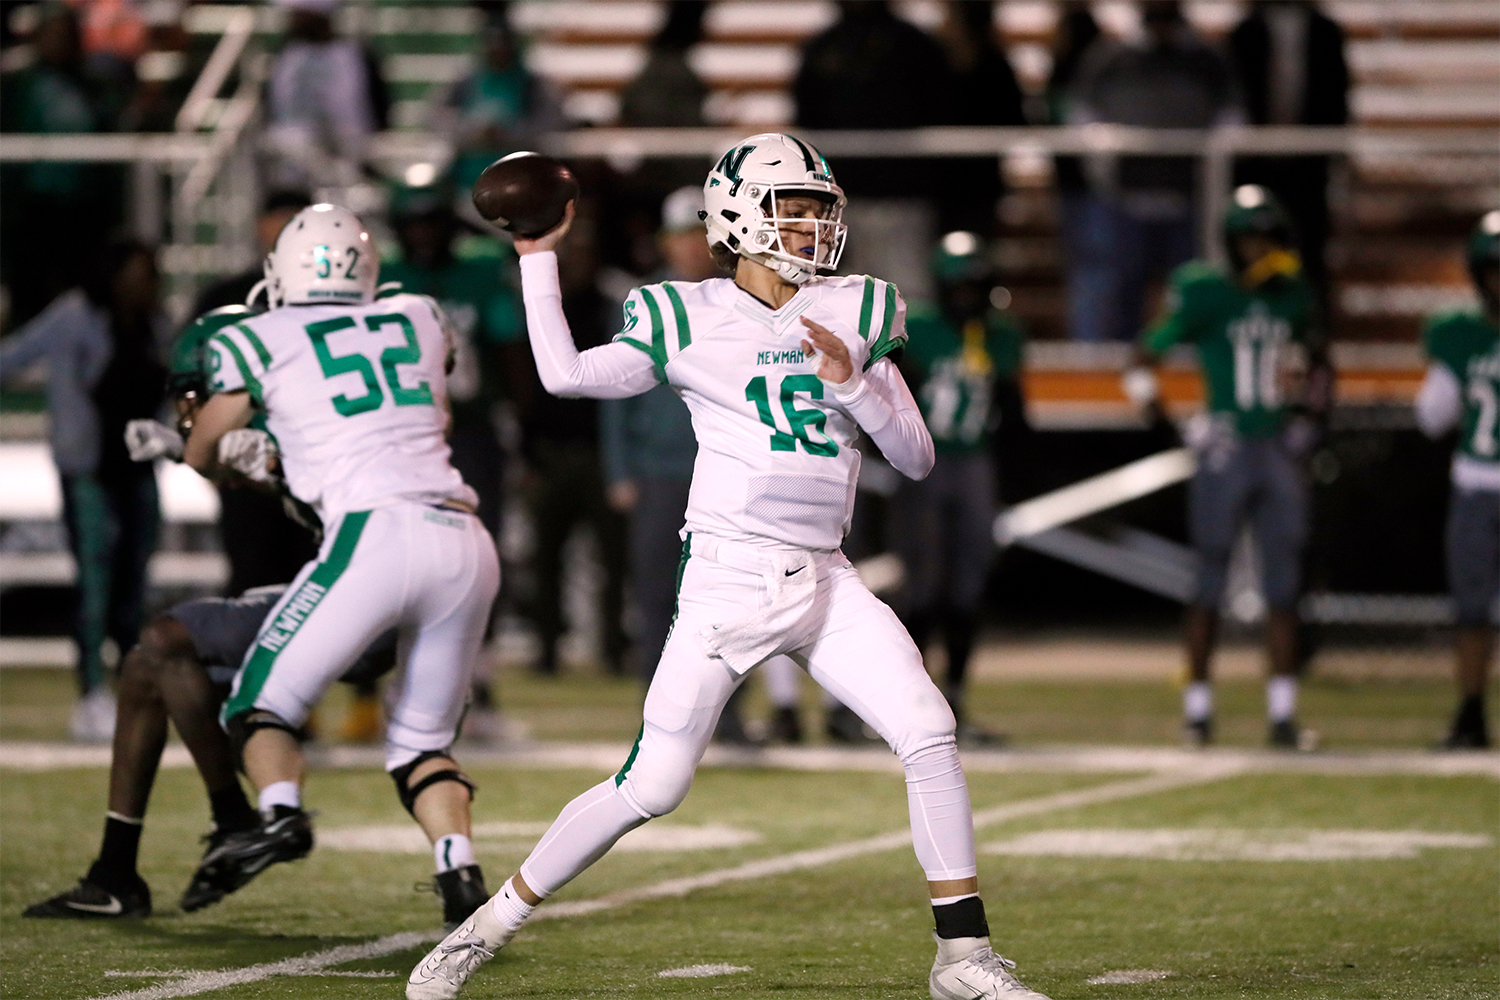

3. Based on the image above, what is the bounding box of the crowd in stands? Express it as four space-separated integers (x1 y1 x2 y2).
17 2 1491 750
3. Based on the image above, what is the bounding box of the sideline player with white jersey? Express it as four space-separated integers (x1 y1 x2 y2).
409 134 1051 1000
182 205 500 895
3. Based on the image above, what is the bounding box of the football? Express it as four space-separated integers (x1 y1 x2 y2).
471 151 580 238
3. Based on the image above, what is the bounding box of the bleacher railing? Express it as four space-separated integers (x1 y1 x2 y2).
2 124 1494 271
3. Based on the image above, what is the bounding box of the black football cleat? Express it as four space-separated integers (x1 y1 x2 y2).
24 865 150 919
433 864 489 931
1183 718 1213 748
185 806 313 908
180 820 259 912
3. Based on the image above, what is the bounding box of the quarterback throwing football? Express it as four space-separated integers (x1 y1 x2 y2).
408 135 1050 1000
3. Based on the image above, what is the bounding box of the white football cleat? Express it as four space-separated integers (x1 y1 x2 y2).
406 902 511 999
930 934 1052 1000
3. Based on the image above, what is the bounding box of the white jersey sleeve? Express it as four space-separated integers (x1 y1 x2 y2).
519 252 660 399
220 294 475 520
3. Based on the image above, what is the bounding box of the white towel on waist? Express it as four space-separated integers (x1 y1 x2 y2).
697 550 819 675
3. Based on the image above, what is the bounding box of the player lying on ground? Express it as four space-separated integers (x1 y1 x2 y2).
1416 211 1500 749
1126 185 1333 750
408 133 1052 1000
17 589 462 918
182 204 500 929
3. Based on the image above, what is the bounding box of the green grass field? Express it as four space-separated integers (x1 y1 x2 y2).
2 656 1497 999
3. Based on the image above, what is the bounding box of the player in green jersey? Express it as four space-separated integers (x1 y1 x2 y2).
895 231 1026 744
1417 211 1500 749
381 180 527 738
1129 185 1333 749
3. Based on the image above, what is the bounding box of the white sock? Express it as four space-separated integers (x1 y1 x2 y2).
489 877 535 932
257 781 300 816
1183 682 1213 723
1267 675 1297 723
434 834 476 873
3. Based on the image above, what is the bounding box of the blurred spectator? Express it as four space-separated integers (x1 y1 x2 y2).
436 8 559 194
599 188 704 686
795 0 951 298
619 1 709 128
517 213 628 676
932 0 1025 234
264 0 384 190
381 179 529 734
1047 6 1107 343
0 3 123 328
892 232 1025 746
189 191 318 597
1067 0 1241 341
0 241 167 742
1229 0 1348 298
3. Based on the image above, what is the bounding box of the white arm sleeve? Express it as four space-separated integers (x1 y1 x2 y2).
831 359 935 481
520 252 660 399
1415 362 1462 439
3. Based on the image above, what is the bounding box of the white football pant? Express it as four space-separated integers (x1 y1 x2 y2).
517 535 977 899
224 502 499 770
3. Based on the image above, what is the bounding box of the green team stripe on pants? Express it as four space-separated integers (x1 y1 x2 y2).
616 532 691 788
223 510 371 719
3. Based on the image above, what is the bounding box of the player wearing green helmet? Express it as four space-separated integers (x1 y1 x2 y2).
1127 185 1334 750
893 231 1026 746
1417 210 1500 749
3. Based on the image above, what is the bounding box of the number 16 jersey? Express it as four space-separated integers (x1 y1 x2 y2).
615 274 906 551
206 292 476 520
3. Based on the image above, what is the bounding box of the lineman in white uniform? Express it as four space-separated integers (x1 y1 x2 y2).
183 205 500 901
409 135 1051 1000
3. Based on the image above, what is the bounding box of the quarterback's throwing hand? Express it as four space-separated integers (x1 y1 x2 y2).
514 200 577 256
800 317 853 387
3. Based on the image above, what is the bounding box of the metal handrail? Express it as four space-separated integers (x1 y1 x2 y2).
2 124 1494 163
174 5 256 134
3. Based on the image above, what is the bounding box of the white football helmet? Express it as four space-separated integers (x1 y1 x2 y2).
262 204 377 307
702 133 847 285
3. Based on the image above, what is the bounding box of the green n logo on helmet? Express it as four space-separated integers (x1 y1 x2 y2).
717 145 756 196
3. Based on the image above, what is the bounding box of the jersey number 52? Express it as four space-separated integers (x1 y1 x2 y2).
304 315 434 417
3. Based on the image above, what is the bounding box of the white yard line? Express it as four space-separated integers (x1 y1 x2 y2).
88 767 1232 1000
5 740 1497 776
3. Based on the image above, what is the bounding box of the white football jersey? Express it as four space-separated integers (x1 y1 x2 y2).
615 274 906 550
206 293 476 519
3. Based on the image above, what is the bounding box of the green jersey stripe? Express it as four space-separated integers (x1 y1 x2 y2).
638 287 670 381
864 281 903 370
222 510 371 720
235 324 273 368
211 332 263 401
662 283 692 352
857 277 875 341
617 532 691 788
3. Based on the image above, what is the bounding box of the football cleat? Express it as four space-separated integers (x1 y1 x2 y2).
930 935 1052 1000
433 864 489 931
179 821 260 912
1436 725 1491 751
1269 720 1319 752
24 867 150 920
1183 718 1213 748
188 806 313 904
407 903 511 999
